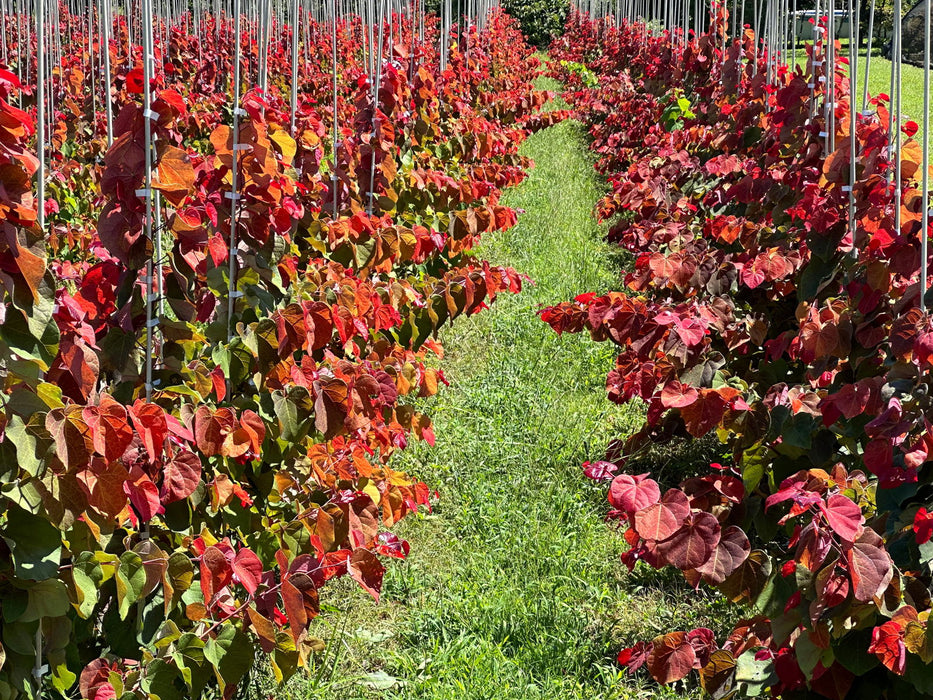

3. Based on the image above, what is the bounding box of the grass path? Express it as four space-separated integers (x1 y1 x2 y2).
273 79 730 700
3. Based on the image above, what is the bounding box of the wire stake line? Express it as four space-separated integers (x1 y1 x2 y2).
142 0 155 400
847 0 857 243
228 0 243 344
289 0 299 131
923 0 931 308
331 0 339 220
368 0 385 215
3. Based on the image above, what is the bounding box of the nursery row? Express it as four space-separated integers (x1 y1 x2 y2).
0 5 565 699
545 8 933 699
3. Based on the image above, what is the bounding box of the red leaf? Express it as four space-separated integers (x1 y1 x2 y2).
634 489 691 541
660 380 699 409
868 621 907 675
194 406 237 456
79 459 130 518
655 512 721 570
247 607 277 653
210 366 226 402
200 545 233 603
233 548 263 595
647 631 697 684
84 395 133 464
126 68 144 93
810 662 854 700
240 409 266 454
280 579 309 644
827 382 871 421
799 321 840 361
618 641 653 674
740 256 767 289
540 302 586 335
97 202 147 267
818 568 850 609
79 659 120 700
348 549 385 602
846 531 893 602
648 253 678 279
313 377 350 438
375 532 410 559
583 460 618 481
696 525 751 584
819 494 862 542
129 401 168 461
686 627 717 667
46 406 93 470
674 318 706 346
609 473 661 513
679 389 729 437
160 449 202 503
157 89 187 117
914 507 933 544
123 467 163 521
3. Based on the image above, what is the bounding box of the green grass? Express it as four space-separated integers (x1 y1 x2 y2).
256 78 734 700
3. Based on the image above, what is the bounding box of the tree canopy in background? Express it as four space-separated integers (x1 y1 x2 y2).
426 0 569 47
502 0 570 46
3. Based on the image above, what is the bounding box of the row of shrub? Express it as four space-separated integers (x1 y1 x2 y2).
0 9 563 699
544 8 933 698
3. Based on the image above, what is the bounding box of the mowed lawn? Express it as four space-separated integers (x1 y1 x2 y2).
256 79 734 700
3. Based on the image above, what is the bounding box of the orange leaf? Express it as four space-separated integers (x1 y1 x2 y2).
154 145 196 207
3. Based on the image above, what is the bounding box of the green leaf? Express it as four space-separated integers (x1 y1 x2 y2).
0 290 59 372
272 386 311 443
794 631 821 678
1 504 61 580
1 588 28 623
35 382 63 410
116 551 147 619
240 318 279 373
270 631 299 684
97 327 140 375
153 620 183 650
48 648 76 695
5 385 56 417
780 413 816 450
139 658 183 700
834 628 879 675
71 551 103 619
903 655 933 694
20 579 70 621
1 479 45 514
735 649 776 696
167 552 194 600
919 538 933 570
798 256 837 300
173 632 208 691
1 415 44 477
1 621 37 656
204 623 254 693
211 339 252 388
740 442 768 493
